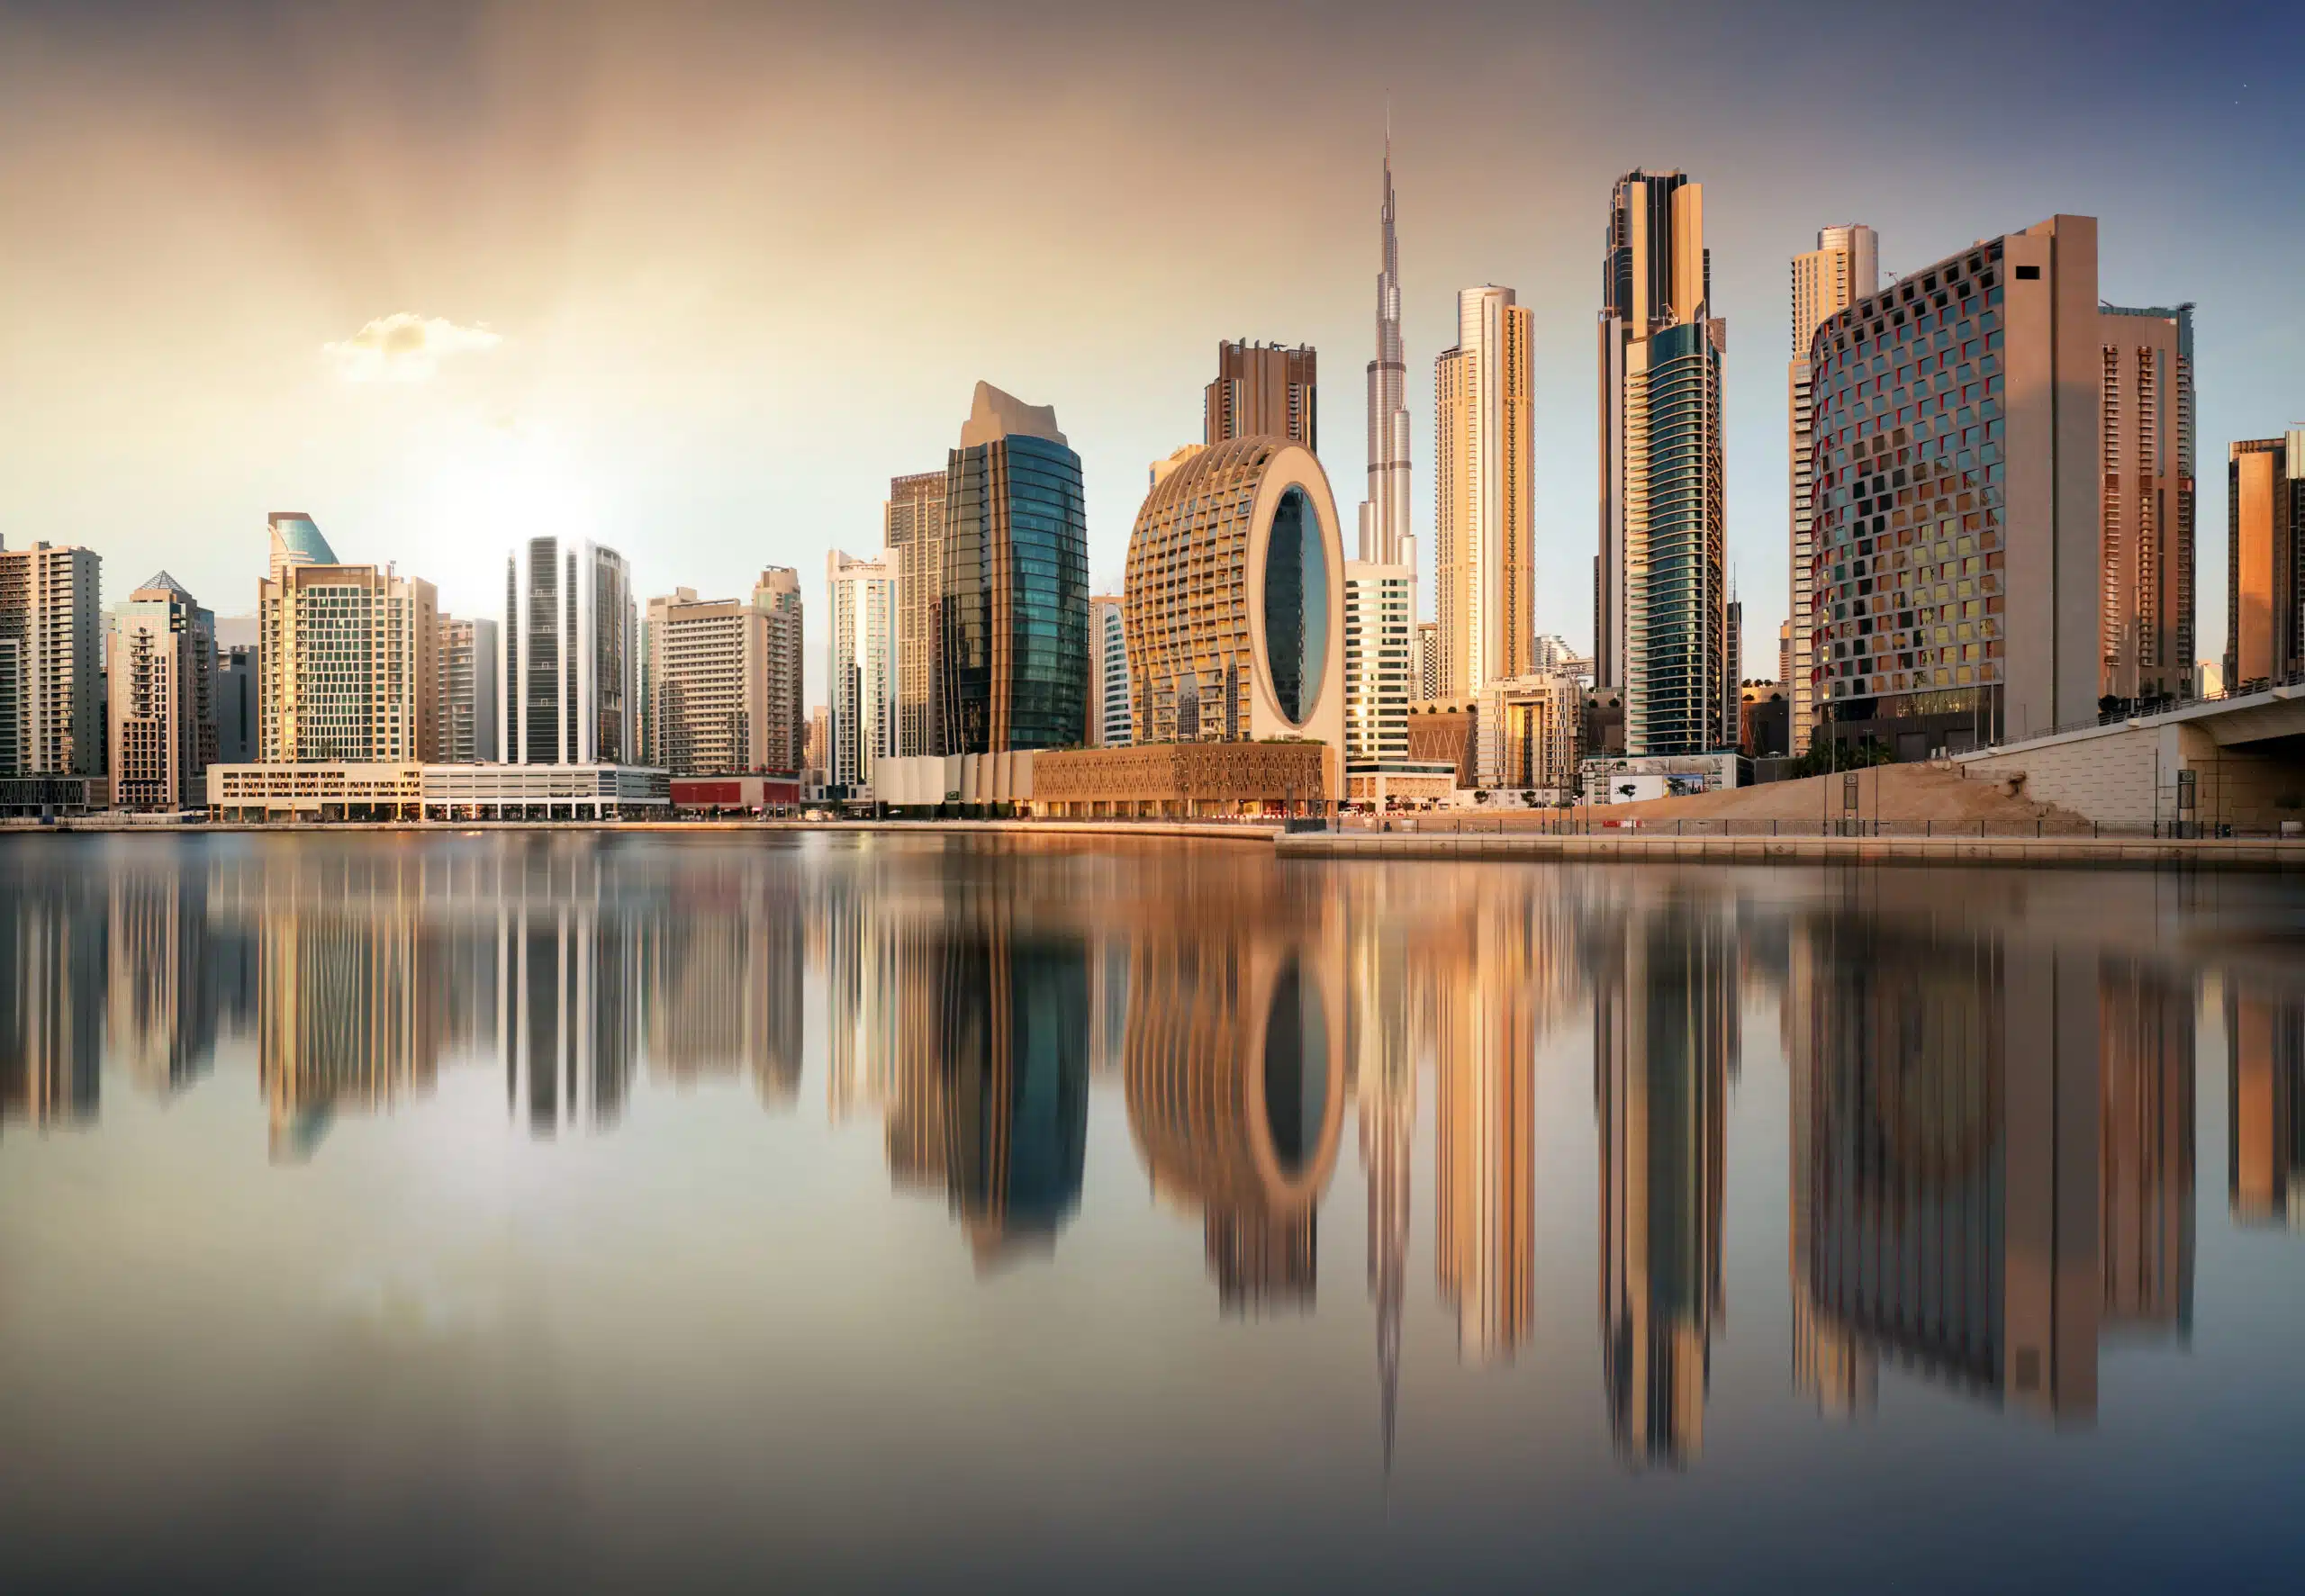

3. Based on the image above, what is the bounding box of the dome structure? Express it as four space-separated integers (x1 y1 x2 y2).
1122 437 1346 751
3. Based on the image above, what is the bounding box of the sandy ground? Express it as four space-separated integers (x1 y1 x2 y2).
1396 762 2095 832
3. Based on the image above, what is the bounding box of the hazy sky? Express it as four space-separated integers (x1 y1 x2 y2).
5 0 2301 696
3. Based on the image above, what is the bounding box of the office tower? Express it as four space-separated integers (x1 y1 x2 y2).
2097 302 2196 703
1788 227 1880 753
1360 137 1413 567
1125 437 1346 749
1597 904 1736 1465
216 645 258 763
1434 285 1535 701
942 383 1089 753
106 572 214 809
827 549 894 791
646 586 778 776
266 510 337 585
1416 619 1442 701
437 617 499 764
1722 594 1742 743
258 555 438 763
2224 428 2305 691
1343 561 1414 765
1088 594 1131 747
755 567 805 772
887 471 948 756
500 537 636 766
1205 340 1316 450
0 540 103 775
1599 170 1729 754
1811 217 2191 747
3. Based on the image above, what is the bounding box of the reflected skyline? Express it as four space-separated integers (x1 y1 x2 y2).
5 834 2305 1497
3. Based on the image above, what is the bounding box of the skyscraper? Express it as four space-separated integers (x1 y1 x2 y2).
2227 429 2305 690
1342 563 1413 766
1088 594 1131 747
887 470 948 756
645 585 779 775
754 566 805 773
2098 302 2196 704
1722 593 1743 743
1205 341 1316 451
941 383 1089 753
258 554 438 763
437 617 499 763
0 539 103 776
1434 285 1535 701
1788 226 1879 753
106 572 213 809
1599 169 1729 754
1360 136 1413 569
500 537 636 766
266 511 337 585
827 549 894 792
1416 619 1442 701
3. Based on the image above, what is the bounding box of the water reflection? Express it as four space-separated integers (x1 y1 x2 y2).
5 834 2305 1508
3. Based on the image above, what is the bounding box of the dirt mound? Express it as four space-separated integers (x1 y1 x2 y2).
1571 762 2088 829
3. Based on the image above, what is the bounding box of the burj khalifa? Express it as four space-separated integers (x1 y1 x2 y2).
1359 135 1413 568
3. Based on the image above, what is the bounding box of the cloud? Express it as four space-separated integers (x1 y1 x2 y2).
322 312 502 382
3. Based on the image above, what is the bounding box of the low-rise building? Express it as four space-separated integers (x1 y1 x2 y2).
1032 741 1333 820
1579 750 1747 806
207 762 668 822
1475 672 1583 798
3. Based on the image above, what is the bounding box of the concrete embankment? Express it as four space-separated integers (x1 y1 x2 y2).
1275 830 2305 870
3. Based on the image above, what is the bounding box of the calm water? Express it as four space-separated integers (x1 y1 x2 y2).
4 833 2303 1593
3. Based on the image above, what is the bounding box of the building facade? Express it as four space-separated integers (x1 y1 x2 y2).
438 617 499 763
1123 436 1346 760
0 539 103 776
258 557 438 764
1475 672 1582 795
1089 594 1131 747
1789 226 1879 753
887 470 948 757
1809 216 2189 752
1360 138 1414 570
827 549 894 791
940 383 1089 753
500 537 636 766
217 645 257 764
754 566 805 773
2228 428 2305 691
646 586 776 776
1206 340 1316 451
1416 620 1442 702
1599 169 1730 755
1434 285 1535 702
1343 560 1414 766
106 573 214 809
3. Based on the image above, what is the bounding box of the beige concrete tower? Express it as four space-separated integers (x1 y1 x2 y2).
1788 226 1878 753
1434 285 1535 701
107 572 214 809
258 554 438 763
886 471 947 757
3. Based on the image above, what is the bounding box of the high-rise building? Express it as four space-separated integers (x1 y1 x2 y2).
1360 138 1413 569
106 572 213 809
887 471 948 756
1125 437 1346 753
1435 285 1535 702
1343 561 1414 766
941 383 1089 753
216 645 258 764
258 543 438 763
437 617 499 764
1810 216 2192 749
1599 169 1729 755
1088 594 1131 747
1416 620 1442 701
1722 595 1743 745
1788 227 1880 753
500 537 636 766
266 511 337 585
2224 429 2304 691
804 704 828 777
0 539 103 775
1205 341 1316 451
645 585 780 776
827 549 894 792
754 567 805 773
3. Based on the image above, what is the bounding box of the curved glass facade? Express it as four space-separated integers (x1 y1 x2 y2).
941 434 1089 753
1262 486 1330 726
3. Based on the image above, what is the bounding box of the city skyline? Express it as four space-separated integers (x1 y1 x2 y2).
6 3 2297 701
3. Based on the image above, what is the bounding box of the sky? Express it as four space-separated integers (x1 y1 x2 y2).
4 0 2302 700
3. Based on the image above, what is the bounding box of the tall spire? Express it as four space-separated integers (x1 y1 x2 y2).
1359 119 1412 568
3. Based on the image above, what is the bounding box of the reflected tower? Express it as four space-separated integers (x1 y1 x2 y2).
2228 982 2305 1230
1433 906 1538 1364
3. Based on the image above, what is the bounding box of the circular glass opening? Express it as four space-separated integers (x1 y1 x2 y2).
1261 960 1329 1176
1262 486 1329 725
